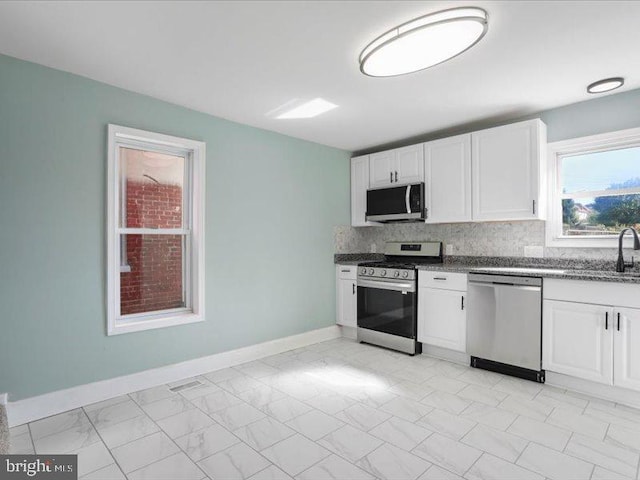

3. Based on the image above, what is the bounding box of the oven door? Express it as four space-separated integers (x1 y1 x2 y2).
357 279 417 339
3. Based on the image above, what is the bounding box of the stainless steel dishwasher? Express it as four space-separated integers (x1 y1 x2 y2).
467 273 544 382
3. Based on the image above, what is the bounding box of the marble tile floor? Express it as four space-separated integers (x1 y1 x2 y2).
9 337 640 480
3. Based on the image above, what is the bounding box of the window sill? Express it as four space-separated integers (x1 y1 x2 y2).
108 312 203 336
546 236 635 249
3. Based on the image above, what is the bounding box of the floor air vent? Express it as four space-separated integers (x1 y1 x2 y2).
169 380 203 392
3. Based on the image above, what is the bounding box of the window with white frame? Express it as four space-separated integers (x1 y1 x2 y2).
547 127 640 247
107 125 205 335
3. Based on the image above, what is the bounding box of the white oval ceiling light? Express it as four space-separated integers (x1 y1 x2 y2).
587 77 625 94
359 7 488 77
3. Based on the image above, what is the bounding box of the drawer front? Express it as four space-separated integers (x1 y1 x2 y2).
419 271 467 291
544 279 640 309
337 264 358 280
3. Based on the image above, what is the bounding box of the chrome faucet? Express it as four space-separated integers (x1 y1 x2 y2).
616 227 640 272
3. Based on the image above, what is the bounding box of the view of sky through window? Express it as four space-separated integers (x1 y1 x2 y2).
560 145 640 236
562 146 640 198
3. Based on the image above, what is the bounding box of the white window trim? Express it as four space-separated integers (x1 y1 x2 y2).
107 124 206 336
546 126 640 248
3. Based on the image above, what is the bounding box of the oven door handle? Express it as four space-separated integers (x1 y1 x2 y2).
358 279 416 293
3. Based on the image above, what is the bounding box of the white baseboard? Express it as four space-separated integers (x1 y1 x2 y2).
422 344 470 366
0 393 7 406
545 371 640 409
339 325 357 340
7 325 340 427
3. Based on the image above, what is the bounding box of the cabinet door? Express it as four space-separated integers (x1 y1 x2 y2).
369 150 395 187
395 144 424 184
337 277 357 328
472 119 545 221
614 307 640 392
543 300 613 385
418 287 466 352
351 155 379 227
424 135 472 223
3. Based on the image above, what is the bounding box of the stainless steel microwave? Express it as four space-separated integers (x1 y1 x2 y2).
366 182 425 222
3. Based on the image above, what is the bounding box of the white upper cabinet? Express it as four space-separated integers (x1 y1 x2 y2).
351 155 380 227
369 144 424 188
395 144 425 184
471 119 547 221
424 134 472 223
356 118 547 224
369 150 396 187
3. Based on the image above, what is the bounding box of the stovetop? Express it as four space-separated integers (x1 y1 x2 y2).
358 242 443 280
358 258 444 281
360 261 417 270
360 258 444 270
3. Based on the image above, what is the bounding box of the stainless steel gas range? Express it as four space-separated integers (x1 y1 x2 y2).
357 241 443 355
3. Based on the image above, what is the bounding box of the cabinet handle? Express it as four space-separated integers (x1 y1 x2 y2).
617 312 621 331
433 277 447 281
341 269 351 273
395 171 398 182
461 296 465 310
390 172 393 183
605 312 609 330
532 200 537 215
353 283 356 295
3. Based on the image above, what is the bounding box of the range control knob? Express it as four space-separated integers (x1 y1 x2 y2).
368 268 375 275
380 270 387 277
393 271 400 278
402 271 409 279
360 268 367 275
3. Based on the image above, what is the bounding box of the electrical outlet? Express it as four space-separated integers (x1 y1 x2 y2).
446 244 455 255
524 246 544 258
370 243 377 253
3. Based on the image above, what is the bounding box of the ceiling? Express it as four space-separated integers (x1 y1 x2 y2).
0 1 638 152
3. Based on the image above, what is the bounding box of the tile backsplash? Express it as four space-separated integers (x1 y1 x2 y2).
334 221 632 260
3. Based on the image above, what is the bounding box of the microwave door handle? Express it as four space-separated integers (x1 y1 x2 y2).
405 185 411 213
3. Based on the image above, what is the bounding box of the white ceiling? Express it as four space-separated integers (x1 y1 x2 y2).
0 1 638 152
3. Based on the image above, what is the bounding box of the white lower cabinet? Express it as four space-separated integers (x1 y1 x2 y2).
418 272 467 352
543 300 613 385
614 307 640 391
336 265 357 328
543 298 640 392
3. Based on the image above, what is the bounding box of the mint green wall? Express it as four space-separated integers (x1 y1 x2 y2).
540 88 640 142
0 54 350 400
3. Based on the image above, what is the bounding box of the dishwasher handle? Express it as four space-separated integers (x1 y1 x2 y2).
468 273 542 288
468 281 541 294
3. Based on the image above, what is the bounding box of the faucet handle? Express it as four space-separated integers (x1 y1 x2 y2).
624 256 635 270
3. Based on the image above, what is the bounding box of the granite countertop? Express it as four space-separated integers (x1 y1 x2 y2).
417 263 640 284
335 260 369 266
334 253 384 265
335 253 640 284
